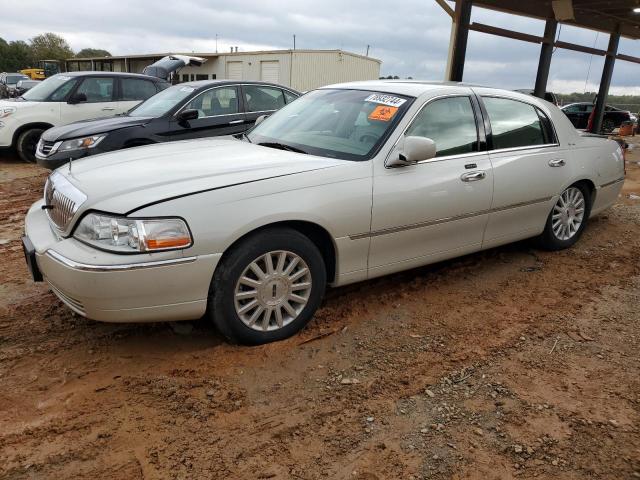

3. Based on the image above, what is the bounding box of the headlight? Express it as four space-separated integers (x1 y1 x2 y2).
74 213 192 253
58 135 106 152
0 107 16 118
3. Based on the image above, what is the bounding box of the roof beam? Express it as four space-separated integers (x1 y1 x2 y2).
434 0 454 18
469 23 544 44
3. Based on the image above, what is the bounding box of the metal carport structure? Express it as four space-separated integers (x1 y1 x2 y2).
437 0 640 133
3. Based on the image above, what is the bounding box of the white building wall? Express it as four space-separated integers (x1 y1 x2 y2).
291 51 380 91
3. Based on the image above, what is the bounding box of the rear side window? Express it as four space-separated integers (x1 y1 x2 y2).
243 85 286 112
483 97 550 150
76 77 114 102
121 78 158 101
405 96 478 157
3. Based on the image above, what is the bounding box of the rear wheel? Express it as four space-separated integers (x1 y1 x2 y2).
16 128 44 163
208 228 326 345
538 184 591 250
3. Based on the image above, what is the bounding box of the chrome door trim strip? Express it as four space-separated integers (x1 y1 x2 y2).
350 196 553 240
599 177 625 188
45 250 197 272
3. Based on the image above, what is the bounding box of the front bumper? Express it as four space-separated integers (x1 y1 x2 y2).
24 200 221 322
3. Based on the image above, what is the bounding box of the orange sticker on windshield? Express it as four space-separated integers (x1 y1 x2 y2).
368 105 398 122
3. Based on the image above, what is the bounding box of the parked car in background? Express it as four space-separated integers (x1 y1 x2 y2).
36 80 300 169
0 72 169 162
0 73 30 98
561 102 634 132
23 81 624 345
514 89 559 105
12 79 41 97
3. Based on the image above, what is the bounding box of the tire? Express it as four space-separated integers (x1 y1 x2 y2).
16 128 44 163
208 227 327 345
538 183 591 251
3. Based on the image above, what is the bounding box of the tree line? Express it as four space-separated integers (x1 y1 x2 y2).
0 32 111 72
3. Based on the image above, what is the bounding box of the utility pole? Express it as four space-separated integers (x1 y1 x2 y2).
366 45 370 56
215 34 218 53
293 34 296 50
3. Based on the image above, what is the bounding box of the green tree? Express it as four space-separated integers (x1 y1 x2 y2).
76 48 111 58
29 32 74 62
0 39 34 71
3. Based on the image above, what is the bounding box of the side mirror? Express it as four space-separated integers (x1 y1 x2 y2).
387 136 436 167
177 109 199 123
254 114 269 126
68 92 87 104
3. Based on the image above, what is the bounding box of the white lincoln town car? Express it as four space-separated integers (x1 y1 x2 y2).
23 81 625 344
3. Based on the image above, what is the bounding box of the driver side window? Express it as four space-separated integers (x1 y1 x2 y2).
406 96 478 158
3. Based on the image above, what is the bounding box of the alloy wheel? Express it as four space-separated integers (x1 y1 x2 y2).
552 187 585 241
234 250 312 332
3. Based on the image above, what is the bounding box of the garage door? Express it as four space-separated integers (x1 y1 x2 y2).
226 61 243 80
260 61 280 83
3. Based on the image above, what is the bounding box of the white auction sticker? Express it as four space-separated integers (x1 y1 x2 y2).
180 87 195 92
364 94 406 107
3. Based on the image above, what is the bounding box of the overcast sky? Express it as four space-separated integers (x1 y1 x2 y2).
1 0 639 94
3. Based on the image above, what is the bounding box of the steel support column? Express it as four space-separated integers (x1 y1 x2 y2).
534 19 557 99
446 0 472 82
592 29 620 133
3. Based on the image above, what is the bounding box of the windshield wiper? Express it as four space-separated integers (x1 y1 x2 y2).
257 142 307 154
241 132 252 143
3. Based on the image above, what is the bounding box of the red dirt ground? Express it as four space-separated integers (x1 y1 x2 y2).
0 141 639 479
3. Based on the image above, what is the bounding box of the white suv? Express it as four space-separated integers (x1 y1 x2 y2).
0 72 169 162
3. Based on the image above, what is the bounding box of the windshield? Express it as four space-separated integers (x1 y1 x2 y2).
22 75 77 101
129 85 195 117
247 89 413 161
7 75 28 85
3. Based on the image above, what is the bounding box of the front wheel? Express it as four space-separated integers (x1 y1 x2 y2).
16 128 44 163
208 228 327 345
538 184 591 250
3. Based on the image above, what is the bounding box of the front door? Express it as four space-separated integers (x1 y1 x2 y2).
166 85 247 140
60 76 119 123
368 95 493 276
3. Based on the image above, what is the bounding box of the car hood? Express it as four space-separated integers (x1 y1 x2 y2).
58 138 347 217
42 116 154 141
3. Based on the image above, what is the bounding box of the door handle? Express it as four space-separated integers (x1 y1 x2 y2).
460 171 486 182
229 119 244 125
101 107 116 111
548 158 565 167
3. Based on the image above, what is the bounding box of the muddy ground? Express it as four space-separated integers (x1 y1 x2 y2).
0 141 639 480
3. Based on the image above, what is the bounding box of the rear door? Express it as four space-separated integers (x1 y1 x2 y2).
477 92 569 248
241 84 287 127
119 77 161 113
165 85 246 140
59 76 118 123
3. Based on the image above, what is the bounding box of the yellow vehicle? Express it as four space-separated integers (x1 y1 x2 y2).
19 60 61 80
19 68 46 80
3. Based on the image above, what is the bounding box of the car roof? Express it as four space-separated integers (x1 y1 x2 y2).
176 79 300 93
56 71 166 81
3 72 29 76
321 80 541 99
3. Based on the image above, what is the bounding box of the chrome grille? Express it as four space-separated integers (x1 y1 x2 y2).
44 172 87 231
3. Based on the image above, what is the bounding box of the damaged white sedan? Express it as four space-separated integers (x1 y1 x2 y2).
23 81 625 344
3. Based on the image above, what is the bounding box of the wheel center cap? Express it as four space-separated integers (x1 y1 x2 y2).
260 276 289 306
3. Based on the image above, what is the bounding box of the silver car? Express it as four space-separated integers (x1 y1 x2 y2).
23 81 625 344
